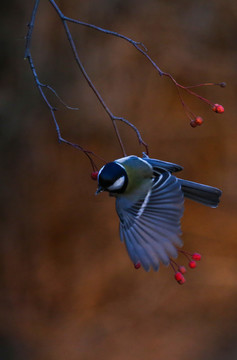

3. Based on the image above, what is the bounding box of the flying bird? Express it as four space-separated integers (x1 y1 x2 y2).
96 154 222 272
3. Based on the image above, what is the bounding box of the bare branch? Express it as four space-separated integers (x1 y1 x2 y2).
59 17 128 156
25 0 225 171
25 12 104 169
48 0 225 125
24 0 40 59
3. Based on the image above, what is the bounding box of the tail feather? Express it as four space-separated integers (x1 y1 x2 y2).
179 179 222 208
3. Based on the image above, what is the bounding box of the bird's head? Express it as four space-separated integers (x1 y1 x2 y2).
96 162 128 195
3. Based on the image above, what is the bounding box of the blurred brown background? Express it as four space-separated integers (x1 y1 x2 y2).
1 0 237 359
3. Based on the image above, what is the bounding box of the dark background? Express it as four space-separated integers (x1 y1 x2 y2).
1 0 237 359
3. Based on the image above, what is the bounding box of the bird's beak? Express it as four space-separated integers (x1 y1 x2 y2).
95 186 104 195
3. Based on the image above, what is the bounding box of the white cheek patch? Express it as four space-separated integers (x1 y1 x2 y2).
108 176 125 191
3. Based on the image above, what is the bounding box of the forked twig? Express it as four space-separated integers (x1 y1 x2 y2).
25 0 225 169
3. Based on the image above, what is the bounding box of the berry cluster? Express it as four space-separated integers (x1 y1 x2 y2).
171 251 202 285
174 80 226 129
190 116 203 128
133 252 201 285
189 102 225 128
212 104 225 113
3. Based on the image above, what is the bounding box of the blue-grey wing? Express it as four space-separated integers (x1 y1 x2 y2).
116 172 184 271
142 153 183 173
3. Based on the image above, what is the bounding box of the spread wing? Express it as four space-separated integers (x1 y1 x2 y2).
116 172 184 271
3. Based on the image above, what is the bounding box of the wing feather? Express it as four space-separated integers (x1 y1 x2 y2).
116 172 184 271
122 227 151 271
133 221 171 265
129 225 160 271
142 154 183 173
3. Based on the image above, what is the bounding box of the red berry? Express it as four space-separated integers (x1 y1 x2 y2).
212 104 224 114
175 272 186 285
174 272 183 281
190 119 197 128
195 116 203 126
134 262 141 269
192 253 201 261
178 277 186 285
91 171 98 180
217 105 224 113
189 260 197 269
179 265 187 274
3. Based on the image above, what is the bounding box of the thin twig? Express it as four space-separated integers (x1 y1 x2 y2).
25 0 40 59
114 116 149 155
60 17 127 156
25 10 104 169
58 8 225 113
26 0 150 159
48 0 129 156
48 0 224 119
40 84 79 110
25 0 224 169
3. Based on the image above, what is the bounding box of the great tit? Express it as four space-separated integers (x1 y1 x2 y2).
96 154 222 271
